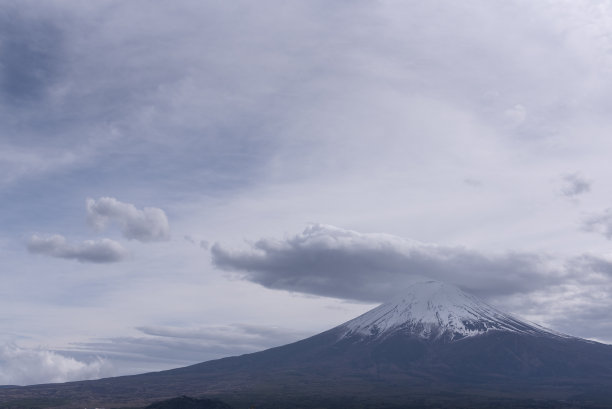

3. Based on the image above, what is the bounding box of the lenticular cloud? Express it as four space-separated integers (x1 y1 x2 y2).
211 224 556 302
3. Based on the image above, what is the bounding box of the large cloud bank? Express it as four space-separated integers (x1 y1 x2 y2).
212 224 565 302
212 225 612 340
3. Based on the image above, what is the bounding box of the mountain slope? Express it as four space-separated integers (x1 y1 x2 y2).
1 281 612 409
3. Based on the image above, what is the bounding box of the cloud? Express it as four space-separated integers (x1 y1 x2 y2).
583 209 612 239
0 344 111 386
464 178 483 187
495 253 612 341
184 235 209 249
504 104 527 126
561 173 591 198
211 224 562 302
27 234 128 263
210 226 612 342
86 197 170 242
70 324 311 370
7 0 612 378
136 323 308 348
0 6 64 103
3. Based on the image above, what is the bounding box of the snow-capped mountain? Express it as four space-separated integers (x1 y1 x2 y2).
340 280 565 341
3 280 612 408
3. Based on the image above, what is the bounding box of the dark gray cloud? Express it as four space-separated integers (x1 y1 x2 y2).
583 209 612 240
551 303 612 342
561 173 591 198
0 6 64 103
566 254 612 276
499 254 612 341
211 224 561 302
86 197 170 242
27 234 128 263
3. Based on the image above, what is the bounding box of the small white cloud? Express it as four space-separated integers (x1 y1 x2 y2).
86 197 170 242
27 234 129 263
0 344 111 386
504 104 527 125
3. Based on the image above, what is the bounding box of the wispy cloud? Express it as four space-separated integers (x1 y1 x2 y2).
27 234 128 263
87 197 170 242
136 323 308 348
69 324 311 369
561 173 591 198
583 209 612 239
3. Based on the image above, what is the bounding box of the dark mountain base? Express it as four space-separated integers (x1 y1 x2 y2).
1 330 612 408
1 394 608 409
218 394 612 409
144 396 233 409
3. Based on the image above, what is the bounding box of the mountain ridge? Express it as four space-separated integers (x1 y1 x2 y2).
1 280 612 408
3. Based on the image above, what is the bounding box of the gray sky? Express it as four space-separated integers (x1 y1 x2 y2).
3 0 612 385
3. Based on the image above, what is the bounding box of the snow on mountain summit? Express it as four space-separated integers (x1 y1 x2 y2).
340 280 565 341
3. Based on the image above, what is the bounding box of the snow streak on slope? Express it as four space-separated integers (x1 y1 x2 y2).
341 281 567 341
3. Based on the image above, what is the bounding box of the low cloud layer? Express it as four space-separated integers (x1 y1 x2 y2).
70 324 311 370
0 344 110 386
87 197 170 242
136 323 309 353
212 224 564 302
27 234 128 263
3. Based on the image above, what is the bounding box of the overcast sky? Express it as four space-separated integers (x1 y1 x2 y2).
3 0 612 385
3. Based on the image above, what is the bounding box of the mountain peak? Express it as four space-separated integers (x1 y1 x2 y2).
340 280 565 341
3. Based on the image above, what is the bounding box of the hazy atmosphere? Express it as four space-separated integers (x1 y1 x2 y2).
3 0 612 385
